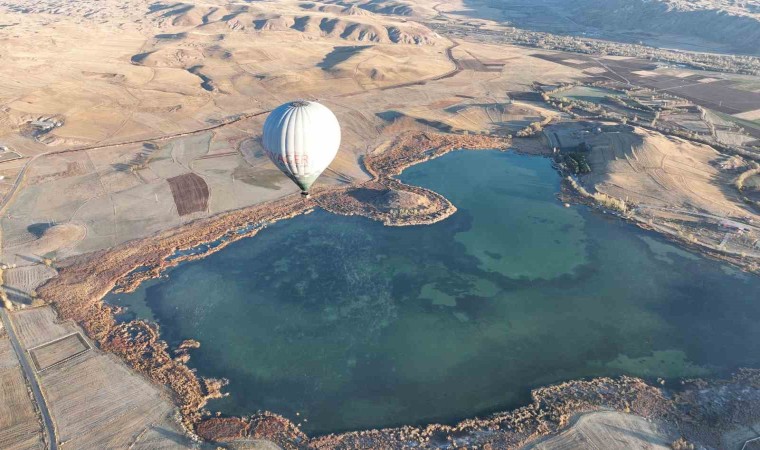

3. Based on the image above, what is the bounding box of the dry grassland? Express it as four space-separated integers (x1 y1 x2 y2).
29 333 89 371
0 333 45 450
11 306 192 449
553 122 760 267
39 351 179 449
584 127 749 215
735 108 760 121
524 411 677 450
12 306 80 349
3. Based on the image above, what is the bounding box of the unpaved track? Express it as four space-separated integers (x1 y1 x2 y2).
0 39 464 217
0 308 58 450
0 110 273 215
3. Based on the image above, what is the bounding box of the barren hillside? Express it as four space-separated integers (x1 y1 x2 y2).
475 0 760 55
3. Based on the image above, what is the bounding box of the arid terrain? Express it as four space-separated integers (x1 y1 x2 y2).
1 0 760 448
467 0 760 55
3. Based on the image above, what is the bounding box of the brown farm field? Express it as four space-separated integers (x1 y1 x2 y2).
168 172 210 216
534 52 760 116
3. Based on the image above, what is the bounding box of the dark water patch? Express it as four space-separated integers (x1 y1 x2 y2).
108 151 760 435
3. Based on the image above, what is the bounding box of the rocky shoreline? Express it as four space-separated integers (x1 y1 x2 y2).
196 371 760 449
35 131 760 448
201 376 676 448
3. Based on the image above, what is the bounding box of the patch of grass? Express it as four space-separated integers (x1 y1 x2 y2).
736 164 760 191
715 111 760 132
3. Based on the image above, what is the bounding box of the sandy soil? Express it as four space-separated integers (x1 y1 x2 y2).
522 410 678 450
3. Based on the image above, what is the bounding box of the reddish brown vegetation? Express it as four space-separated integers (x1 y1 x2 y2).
320 132 508 225
37 193 314 429
196 417 249 442
309 376 674 449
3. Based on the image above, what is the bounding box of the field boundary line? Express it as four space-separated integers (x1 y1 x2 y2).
28 332 92 373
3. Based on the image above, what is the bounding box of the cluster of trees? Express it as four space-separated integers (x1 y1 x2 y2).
736 163 760 191
515 116 553 137
565 176 629 214
563 152 591 174
603 95 655 115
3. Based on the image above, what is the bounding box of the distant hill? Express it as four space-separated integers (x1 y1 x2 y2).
145 1 442 45
477 0 760 55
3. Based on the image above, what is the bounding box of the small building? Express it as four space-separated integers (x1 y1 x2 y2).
720 220 750 233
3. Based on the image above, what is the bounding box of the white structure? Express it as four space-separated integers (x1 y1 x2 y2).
262 100 341 196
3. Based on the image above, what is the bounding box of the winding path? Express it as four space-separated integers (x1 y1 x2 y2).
0 308 58 450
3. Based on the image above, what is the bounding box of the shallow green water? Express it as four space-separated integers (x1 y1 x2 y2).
109 151 760 435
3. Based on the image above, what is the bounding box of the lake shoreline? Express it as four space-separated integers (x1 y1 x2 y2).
36 131 760 448
35 132 507 440
559 178 760 276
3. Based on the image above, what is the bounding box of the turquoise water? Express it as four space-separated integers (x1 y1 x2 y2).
108 151 760 435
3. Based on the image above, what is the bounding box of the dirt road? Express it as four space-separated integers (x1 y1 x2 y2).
0 308 58 450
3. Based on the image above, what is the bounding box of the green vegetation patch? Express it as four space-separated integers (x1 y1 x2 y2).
563 152 591 174
715 111 760 130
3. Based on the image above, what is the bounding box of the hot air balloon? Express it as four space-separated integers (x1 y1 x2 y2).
262 100 341 197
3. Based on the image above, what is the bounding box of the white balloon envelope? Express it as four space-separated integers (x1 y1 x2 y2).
262 100 341 195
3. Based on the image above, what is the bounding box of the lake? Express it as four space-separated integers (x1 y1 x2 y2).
108 150 760 435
